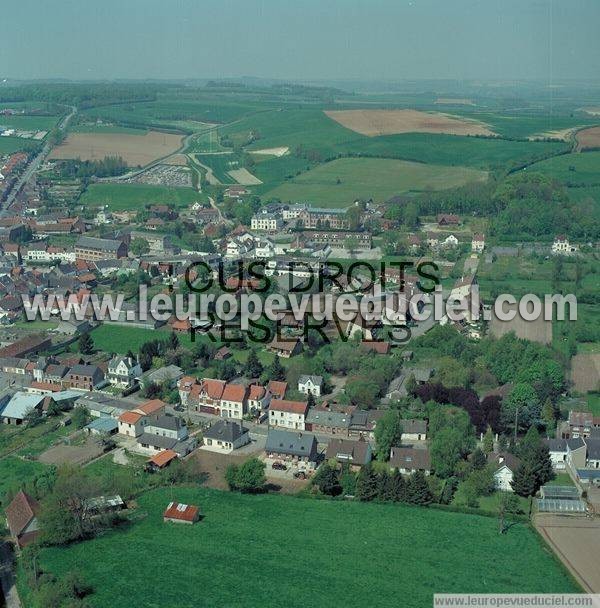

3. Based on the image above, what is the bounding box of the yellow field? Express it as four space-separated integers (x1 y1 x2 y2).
576 126 600 150
49 130 183 166
324 109 495 137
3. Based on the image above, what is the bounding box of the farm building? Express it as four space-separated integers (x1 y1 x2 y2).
146 449 178 472
85 417 119 436
163 502 200 525
6 490 40 548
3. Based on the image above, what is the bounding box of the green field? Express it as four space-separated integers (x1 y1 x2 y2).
528 151 600 185
80 97 266 131
454 112 600 140
263 157 486 206
194 152 242 183
567 185 600 205
219 108 569 170
79 183 200 211
588 393 600 416
91 324 196 353
37 487 578 608
0 114 59 131
0 456 49 503
0 137 39 154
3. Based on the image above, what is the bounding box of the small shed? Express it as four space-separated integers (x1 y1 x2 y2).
85 417 118 436
163 502 200 525
146 449 178 472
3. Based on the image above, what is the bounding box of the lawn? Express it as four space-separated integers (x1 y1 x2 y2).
263 157 487 207
0 456 49 503
37 487 579 608
91 324 197 353
545 473 576 487
587 393 600 416
79 183 200 211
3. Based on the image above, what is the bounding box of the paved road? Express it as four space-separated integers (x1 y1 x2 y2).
0 542 21 608
1 105 76 217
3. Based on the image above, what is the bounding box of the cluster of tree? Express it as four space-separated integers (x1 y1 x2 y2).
491 173 599 240
451 447 497 508
313 461 433 505
0 83 162 107
222 195 261 226
225 458 266 493
138 332 193 372
18 548 94 608
511 428 554 497
413 327 565 433
78 332 94 355
317 341 401 408
56 156 129 179
412 383 501 435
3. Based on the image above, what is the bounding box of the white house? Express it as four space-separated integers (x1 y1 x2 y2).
552 235 578 255
489 452 521 492
247 384 271 413
250 212 283 232
107 356 141 389
441 234 459 248
225 238 253 259
297 375 323 398
545 438 568 470
269 399 308 431
219 384 248 420
282 203 307 221
471 233 485 253
254 239 275 259
202 419 250 453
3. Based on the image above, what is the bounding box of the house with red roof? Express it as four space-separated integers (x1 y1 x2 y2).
267 380 287 400
5 490 40 547
163 501 200 525
269 399 309 431
189 378 227 414
220 383 248 419
248 384 271 413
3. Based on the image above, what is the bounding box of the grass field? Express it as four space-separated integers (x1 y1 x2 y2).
91 324 196 353
587 393 600 416
194 152 241 183
458 112 600 140
263 157 486 206
0 137 39 154
0 114 60 131
80 97 266 130
219 107 569 171
79 183 200 211
0 456 49 503
528 151 600 186
36 487 579 608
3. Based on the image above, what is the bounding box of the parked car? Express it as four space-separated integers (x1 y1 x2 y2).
272 461 287 471
293 471 306 479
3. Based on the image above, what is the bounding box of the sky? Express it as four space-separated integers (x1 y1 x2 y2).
1 0 599 82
